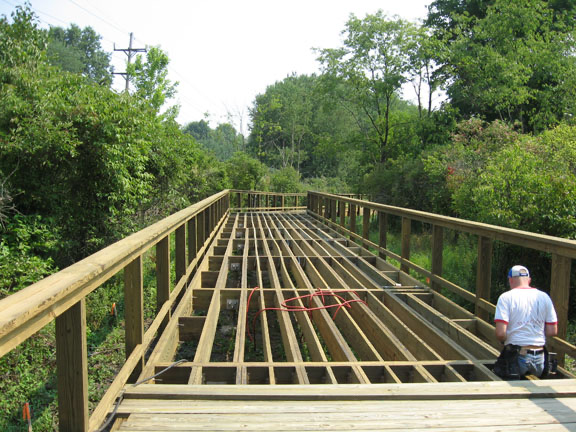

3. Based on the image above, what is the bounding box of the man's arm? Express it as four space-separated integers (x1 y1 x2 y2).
545 323 557 338
495 321 507 343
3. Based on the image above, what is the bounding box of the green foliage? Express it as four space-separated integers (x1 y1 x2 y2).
249 74 317 170
316 10 419 163
450 122 576 238
183 120 245 161
302 176 351 194
0 6 227 266
433 0 576 132
268 166 303 193
126 46 179 116
0 215 57 299
0 5 46 71
0 326 58 432
47 24 112 85
225 152 265 190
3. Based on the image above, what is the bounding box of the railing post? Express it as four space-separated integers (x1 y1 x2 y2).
431 225 444 292
125 256 144 381
550 253 571 340
197 210 205 252
362 207 370 248
475 236 493 321
339 200 345 228
331 199 337 223
401 217 411 274
157 235 171 332
378 211 387 260
187 217 197 267
175 225 186 282
237 191 241 210
56 299 89 431
350 203 357 241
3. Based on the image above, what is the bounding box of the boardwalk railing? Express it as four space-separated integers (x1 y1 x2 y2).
231 189 307 212
307 191 576 364
0 189 574 430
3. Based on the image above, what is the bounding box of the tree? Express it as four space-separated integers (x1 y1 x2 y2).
409 27 444 117
126 46 179 116
47 24 112 85
430 0 576 132
449 122 576 238
316 11 418 163
250 74 316 171
225 152 265 190
183 120 244 161
183 119 211 141
269 167 303 193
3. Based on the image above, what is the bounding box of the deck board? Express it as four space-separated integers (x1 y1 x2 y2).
116 383 576 431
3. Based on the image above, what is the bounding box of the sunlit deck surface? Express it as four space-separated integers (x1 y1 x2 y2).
114 211 576 431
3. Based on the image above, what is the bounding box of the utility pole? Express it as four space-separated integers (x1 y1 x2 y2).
114 33 146 92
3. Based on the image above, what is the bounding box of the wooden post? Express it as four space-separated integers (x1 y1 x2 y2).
350 204 357 241
175 225 186 282
331 199 337 223
475 236 493 321
125 256 144 381
282 194 285 210
56 300 89 432
187 217 197 266
237 191 241 210
362 207 370 248
431 225 444 292
401 217 411 274
550 253 571 340
378 212 387 260
197 210 205 253
339 200 345 229
156 236 170 317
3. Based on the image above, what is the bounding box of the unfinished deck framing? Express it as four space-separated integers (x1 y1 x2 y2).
112 210 576 431
2 190 576 431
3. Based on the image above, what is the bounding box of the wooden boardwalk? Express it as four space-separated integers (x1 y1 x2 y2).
109 210 576 431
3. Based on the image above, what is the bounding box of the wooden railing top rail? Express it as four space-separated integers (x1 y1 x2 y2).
309 191 576 258
230 189 307 197
0 190 229 358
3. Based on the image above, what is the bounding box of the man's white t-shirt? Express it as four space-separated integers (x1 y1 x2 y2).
494 287 557 346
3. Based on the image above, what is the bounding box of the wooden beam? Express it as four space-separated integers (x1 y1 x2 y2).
550 254 571 340
56 299 88 431
401 217 411 274
362 207 370 249
125 256 144 380
378 212 387 260
431 225 443 293
175 224 187 282
475 236 493 321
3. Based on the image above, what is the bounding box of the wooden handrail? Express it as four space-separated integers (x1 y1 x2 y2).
0 190 230 430
307 191 575 361
0 189 312 430
0 190 229 357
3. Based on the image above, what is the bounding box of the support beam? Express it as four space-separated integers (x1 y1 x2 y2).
56 300 88 432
